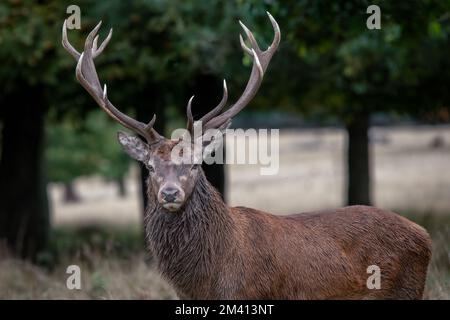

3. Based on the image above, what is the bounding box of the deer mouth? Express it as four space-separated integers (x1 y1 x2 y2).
162 202 183 212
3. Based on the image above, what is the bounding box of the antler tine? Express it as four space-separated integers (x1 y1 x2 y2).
239 20 261 54
144 114 157 132
62 19 113 61
93 28 113 58
203 12 280 131
80 21 103 90
239 34 253 56
186 79 228 134
93 35 99 51
199 79 228 124
75 52 100 102
63 20 162 145
266 11 281 54
186 95 195 133
62 19 81 60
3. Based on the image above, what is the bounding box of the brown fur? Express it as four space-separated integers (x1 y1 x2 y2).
145 170 432 300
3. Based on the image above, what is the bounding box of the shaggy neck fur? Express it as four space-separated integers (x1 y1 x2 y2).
144 170 233 298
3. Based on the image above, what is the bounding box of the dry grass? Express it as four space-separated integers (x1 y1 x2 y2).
420 218 450 299
0 242 177 300
0 256 176 299
0 215 448 300
426 238 450 299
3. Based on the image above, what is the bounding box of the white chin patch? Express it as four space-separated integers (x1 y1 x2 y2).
162 203 182 212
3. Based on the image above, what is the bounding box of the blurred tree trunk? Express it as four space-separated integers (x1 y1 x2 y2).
0 90 49 261
346 112 371 206
63 182 80 203
116 176 127 198
188 74 226 198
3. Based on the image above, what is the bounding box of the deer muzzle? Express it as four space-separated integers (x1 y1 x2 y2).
158 184 185 212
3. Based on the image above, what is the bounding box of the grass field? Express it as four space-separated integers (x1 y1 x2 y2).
1 125 449 299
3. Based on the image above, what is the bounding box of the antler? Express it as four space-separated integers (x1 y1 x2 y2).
62 20 163 144
186 79 229 133
186 12 280 133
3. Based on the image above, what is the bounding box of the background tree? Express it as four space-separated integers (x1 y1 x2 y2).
0 1 63 259
47 111 131 201
47 120 96 202
252 0 450 205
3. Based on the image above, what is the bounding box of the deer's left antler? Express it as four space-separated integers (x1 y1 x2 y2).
186 12 281 133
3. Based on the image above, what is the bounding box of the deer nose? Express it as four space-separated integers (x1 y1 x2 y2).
161 187 180 203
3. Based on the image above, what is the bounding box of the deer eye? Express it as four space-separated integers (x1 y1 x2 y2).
147 164 155 173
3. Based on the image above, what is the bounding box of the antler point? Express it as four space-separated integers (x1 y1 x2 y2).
238 20 249 33
239 34 252 55
251 49 264 77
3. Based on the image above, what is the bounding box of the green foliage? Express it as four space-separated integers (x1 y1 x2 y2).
4 0 450 185
46 120 95 183
0 1 60 90
0 0 291 121
87 112 130 181
46 110 130 183
2 0 449 119
263 0 450 120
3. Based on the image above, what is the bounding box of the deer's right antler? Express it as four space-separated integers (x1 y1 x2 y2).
62 20 163 145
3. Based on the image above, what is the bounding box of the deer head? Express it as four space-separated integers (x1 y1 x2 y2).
62 13 280 212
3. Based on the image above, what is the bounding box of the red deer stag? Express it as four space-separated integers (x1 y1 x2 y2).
62 13 431 299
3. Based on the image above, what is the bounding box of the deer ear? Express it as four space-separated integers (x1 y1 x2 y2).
117 131 149 162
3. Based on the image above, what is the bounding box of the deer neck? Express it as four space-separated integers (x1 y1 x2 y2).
144 170 233 296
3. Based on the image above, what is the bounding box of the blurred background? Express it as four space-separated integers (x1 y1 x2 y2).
0 0 449 299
